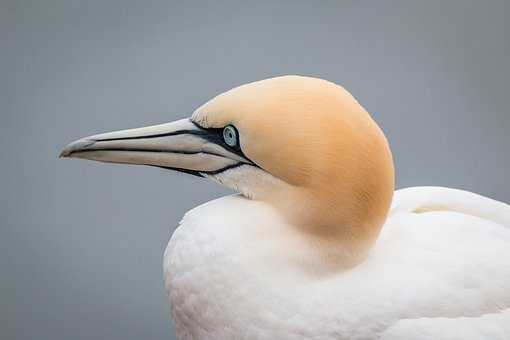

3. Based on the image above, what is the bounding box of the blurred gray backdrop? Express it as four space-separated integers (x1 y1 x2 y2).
2 1 509 339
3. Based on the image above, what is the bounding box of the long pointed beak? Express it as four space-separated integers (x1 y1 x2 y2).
59 119 253 177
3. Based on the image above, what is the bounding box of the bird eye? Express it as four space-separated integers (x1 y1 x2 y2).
223 125 238 147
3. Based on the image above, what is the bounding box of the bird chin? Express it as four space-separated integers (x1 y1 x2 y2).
204 164 288 201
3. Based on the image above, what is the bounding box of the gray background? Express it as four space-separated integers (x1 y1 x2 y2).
2 1 509 339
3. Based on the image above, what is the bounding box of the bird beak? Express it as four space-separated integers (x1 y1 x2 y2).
59 119 252 177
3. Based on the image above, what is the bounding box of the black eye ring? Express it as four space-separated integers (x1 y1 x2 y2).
223 125 238 147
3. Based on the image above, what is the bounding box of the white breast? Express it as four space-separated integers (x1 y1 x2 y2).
163 188 510 340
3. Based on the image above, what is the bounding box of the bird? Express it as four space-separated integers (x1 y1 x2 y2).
60 75 510 339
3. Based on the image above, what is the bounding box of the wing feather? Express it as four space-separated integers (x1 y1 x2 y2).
391 187 510 228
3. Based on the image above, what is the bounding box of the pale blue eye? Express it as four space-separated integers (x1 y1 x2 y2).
223 125 237 147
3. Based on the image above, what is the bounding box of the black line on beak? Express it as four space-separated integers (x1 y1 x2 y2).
154 162 249 178
68 148 227 158
151 165 204 178
94 129 207 142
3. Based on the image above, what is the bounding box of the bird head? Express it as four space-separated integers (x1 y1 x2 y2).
60 76 394 264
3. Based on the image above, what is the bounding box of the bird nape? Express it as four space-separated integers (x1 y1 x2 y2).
61 75 510 340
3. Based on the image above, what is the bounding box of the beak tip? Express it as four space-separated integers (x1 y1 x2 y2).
59 138 96 159
59 149 70 159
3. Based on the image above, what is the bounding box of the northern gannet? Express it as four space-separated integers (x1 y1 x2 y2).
60 76 510 339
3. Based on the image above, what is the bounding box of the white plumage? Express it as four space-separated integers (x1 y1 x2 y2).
165 187 510 340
